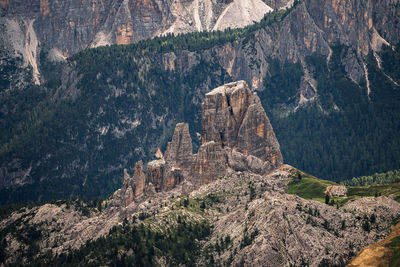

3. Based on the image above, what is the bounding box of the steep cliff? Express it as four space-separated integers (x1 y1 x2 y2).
0 0 282 86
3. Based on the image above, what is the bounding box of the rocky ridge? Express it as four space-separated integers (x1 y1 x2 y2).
0 81 399 265
1 166 399 266
112 80 283 207
1 0 399 204
0 0 282 86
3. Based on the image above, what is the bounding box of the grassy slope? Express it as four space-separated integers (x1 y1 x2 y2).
287 170 337 202
287 169 400 204
287 169 400 265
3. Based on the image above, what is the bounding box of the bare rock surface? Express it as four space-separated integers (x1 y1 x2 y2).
112 81 283 205
202 80 283 165
326 185 348 197
164 122 194 170
1 165 399 266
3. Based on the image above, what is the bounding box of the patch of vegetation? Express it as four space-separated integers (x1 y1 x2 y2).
240 227 259 249
24 219 211 266
287 171 336 202
347 183 400 201
341 169 400 186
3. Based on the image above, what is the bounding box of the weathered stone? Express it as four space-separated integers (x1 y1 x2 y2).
202 81 283 169
325 185 348 197
164 122 194 170
155 148 163 159
145 159 166 192
116 80 283 201
122 168 131 190
201 81 250 148
236 93 283 168
145 159 184 192
123 187 134 207
163 169 184 191
226 147 269 175
133 161 145 198
191 141 228 185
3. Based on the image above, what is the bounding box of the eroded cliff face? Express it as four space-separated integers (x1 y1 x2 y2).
0 0 279 73
155 0 400 98
202 81 282 163
113 80 283 207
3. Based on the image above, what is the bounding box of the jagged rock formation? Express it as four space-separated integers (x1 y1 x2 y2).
114 80 283 206
1 0 400 206
164 122 194 171
1 165 400 266
0 0 280 84
202 81 282 163
116 161 146 206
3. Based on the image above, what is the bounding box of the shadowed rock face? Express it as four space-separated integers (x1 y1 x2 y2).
115 80 283 206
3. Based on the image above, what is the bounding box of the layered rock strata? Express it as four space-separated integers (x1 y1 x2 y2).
114 80 283 206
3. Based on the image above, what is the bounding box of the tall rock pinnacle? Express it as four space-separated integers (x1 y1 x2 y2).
202 80 283 165
164 123 194 170
114 80 283 206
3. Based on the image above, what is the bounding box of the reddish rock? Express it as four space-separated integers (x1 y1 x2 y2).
236 93 283 168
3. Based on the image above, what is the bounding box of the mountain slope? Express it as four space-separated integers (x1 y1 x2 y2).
0 0 280 86
1 80 399 266
1 165 399 266
1 1 400 204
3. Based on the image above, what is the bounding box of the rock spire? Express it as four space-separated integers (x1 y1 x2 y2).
114 81 283 206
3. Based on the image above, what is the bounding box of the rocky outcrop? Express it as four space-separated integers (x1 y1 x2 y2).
191 141 229 184
164 122 194 171
145 159 184 193
2 165 400 266
113 161 145 207
325 185 348 197
133 161 145 198
202 80 283 165
115 80 283 206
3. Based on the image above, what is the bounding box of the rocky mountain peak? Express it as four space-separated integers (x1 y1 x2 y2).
202 80 283 164
113 80 283 206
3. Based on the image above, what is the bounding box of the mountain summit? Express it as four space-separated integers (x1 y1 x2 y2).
113 80 283 207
